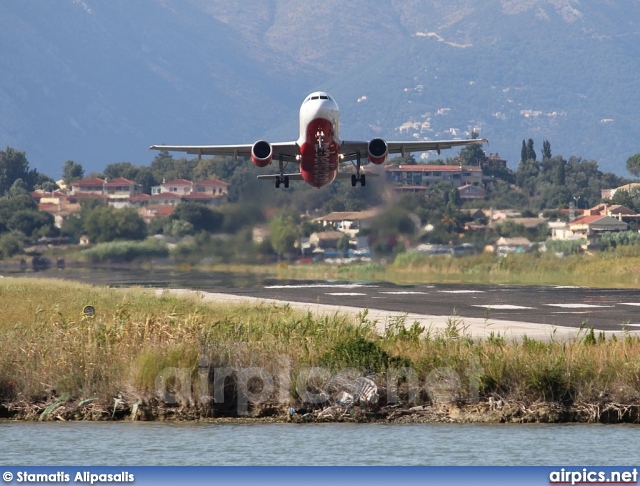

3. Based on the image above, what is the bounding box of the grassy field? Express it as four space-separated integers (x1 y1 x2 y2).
2 277 640 421
231 250 640 288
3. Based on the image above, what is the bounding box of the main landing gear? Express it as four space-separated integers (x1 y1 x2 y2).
275 154 289 189
350 151 366 187
275 176 289 189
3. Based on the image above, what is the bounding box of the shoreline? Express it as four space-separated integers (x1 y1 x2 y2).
3 396 639 424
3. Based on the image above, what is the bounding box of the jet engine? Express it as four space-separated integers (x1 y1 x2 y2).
367 138 388 165
251 140 273 167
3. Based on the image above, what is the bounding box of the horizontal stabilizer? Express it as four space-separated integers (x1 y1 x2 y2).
256 173 304 180
256 172 379 181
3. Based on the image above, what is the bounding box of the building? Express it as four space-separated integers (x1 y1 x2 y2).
457 184 485 200
151 178 229 206
149 192 182 207
384 165 483 191
69 177 107 196
568 215 628 247
67 177 142 207
312 208 382 237
601 183 640 200
192 179 229 197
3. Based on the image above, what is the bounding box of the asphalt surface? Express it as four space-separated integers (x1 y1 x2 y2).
9 267 640 332
213 280 640 332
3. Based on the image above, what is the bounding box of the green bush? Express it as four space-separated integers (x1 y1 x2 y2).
81 239 169 263
320 337 393 372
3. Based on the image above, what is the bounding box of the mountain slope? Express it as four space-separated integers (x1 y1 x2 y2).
1 0 639 176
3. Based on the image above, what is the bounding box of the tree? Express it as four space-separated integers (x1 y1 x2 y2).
8 179 28 198
337 235 351 255
8 210 56 237
521 140 527 164
60 215 84 241
33 172 58 192
0 147 38 195
269 215 299 257
134 167 158 194
458 131 487 166
171 202 223 233
103 162 139 181
626 154 640 178
516 159 540 195
83 207 147 243
526 139 537 161
611 190 635 211
62 160 84 185
0 194 37 234
542 140 552 160
387 154 417 166
0 231 23 259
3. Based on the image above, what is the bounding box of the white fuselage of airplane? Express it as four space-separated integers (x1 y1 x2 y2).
295 92 342 188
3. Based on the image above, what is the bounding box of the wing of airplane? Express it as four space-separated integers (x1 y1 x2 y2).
256 171 379 181
338 138 487 162
149 142 300 160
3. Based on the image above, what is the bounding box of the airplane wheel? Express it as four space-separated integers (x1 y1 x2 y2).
360 174 366 187
275 178 280 189
351 174 357 187
284 176 289 188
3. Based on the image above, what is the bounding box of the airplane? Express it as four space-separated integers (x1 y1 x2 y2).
150 91 487 189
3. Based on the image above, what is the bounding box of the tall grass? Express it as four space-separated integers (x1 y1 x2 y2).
80 239 169 263
2 278 640 413
270 250 640 287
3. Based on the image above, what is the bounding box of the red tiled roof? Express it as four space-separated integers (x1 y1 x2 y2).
162 179 192 186
196 179 229 186
129 194 151 202
570 215 605 225
151 206 175 216
71 178 106 186
104 177 136 187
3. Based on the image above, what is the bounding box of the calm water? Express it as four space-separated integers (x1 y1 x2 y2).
1 422 639 465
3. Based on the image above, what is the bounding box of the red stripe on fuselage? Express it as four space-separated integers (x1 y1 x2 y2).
299 118 339 188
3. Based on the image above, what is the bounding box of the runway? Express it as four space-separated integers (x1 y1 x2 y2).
10 268 640 339
160 279 640 341
209 281 640 330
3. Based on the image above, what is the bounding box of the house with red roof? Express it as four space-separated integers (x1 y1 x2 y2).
192 179 229 197
150 178 229 206
567 214 628 247
149 192 182 206
153 179 193 195
69 177 107 196
384 165 483 191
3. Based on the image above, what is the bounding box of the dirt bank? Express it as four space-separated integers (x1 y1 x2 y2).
2 395 639 424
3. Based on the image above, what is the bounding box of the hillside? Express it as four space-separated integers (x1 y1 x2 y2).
1 0 639 176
